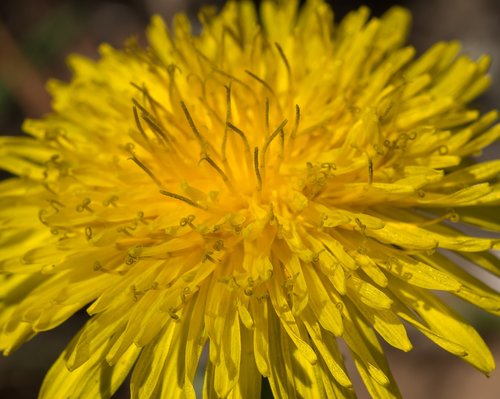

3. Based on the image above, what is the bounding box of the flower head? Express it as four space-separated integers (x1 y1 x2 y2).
1 1 499 398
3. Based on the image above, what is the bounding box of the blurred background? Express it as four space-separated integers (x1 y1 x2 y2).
0 0 499 398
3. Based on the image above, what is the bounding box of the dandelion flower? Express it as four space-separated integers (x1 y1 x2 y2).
1 1 500 398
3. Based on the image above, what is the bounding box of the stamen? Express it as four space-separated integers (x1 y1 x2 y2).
221 84 232 161
117 226 134 237
129 154 162 186
85 226 93 240
226 122 251 154
213 68 255 95
132 106 149 142
144 114 170 144
448 209 459 223
167 63 182 76
354 218 367 236
181 286 196 303
168 307 180 320
42 183 57 195
141 113 171 147
76 198 92 213
49 199 65 212
254 147 262 191
180 101 207 152
213 239 224 251
222 24 242 49
44 154 68 178
274 42 292 86
279 126 285 159
131 98 150 118
103 195 119 207
321 162 336 172
373 144 385 156
265 97 270 133
38 209 49 226
268 202 276 222
395 133 409 150
126 253 138 265
130 82 165 119
130 285 140 301
159 190 207 210
245 70 275 96
368 157 373 185
136 211 148 225
418 209 460 226
125 142 135 152
44 127 72 150
132 99 171 147
180 214 196 228
261 119 288 169
288 104 301 155
203 252 218 264
438 145 449 155
200 155 234 190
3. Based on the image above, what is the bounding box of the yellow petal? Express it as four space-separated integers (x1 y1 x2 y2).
40 335 140 399
369 221 493 251
213 304 241 398
347 274 393 309
342 306 402 398
266 308 323 399
130 325 178 399
418 252 500 315
379 254 461 291
302 308 352 388
350 295 412 352
267 274 317 365
302 265 343 336
391 283 495 374
252 296 270 377
227 325 261 399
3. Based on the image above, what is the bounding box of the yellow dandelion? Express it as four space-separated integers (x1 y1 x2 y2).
1 1 500 398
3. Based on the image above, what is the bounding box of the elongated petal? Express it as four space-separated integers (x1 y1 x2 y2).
41 336 140 399
391 283 495 374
